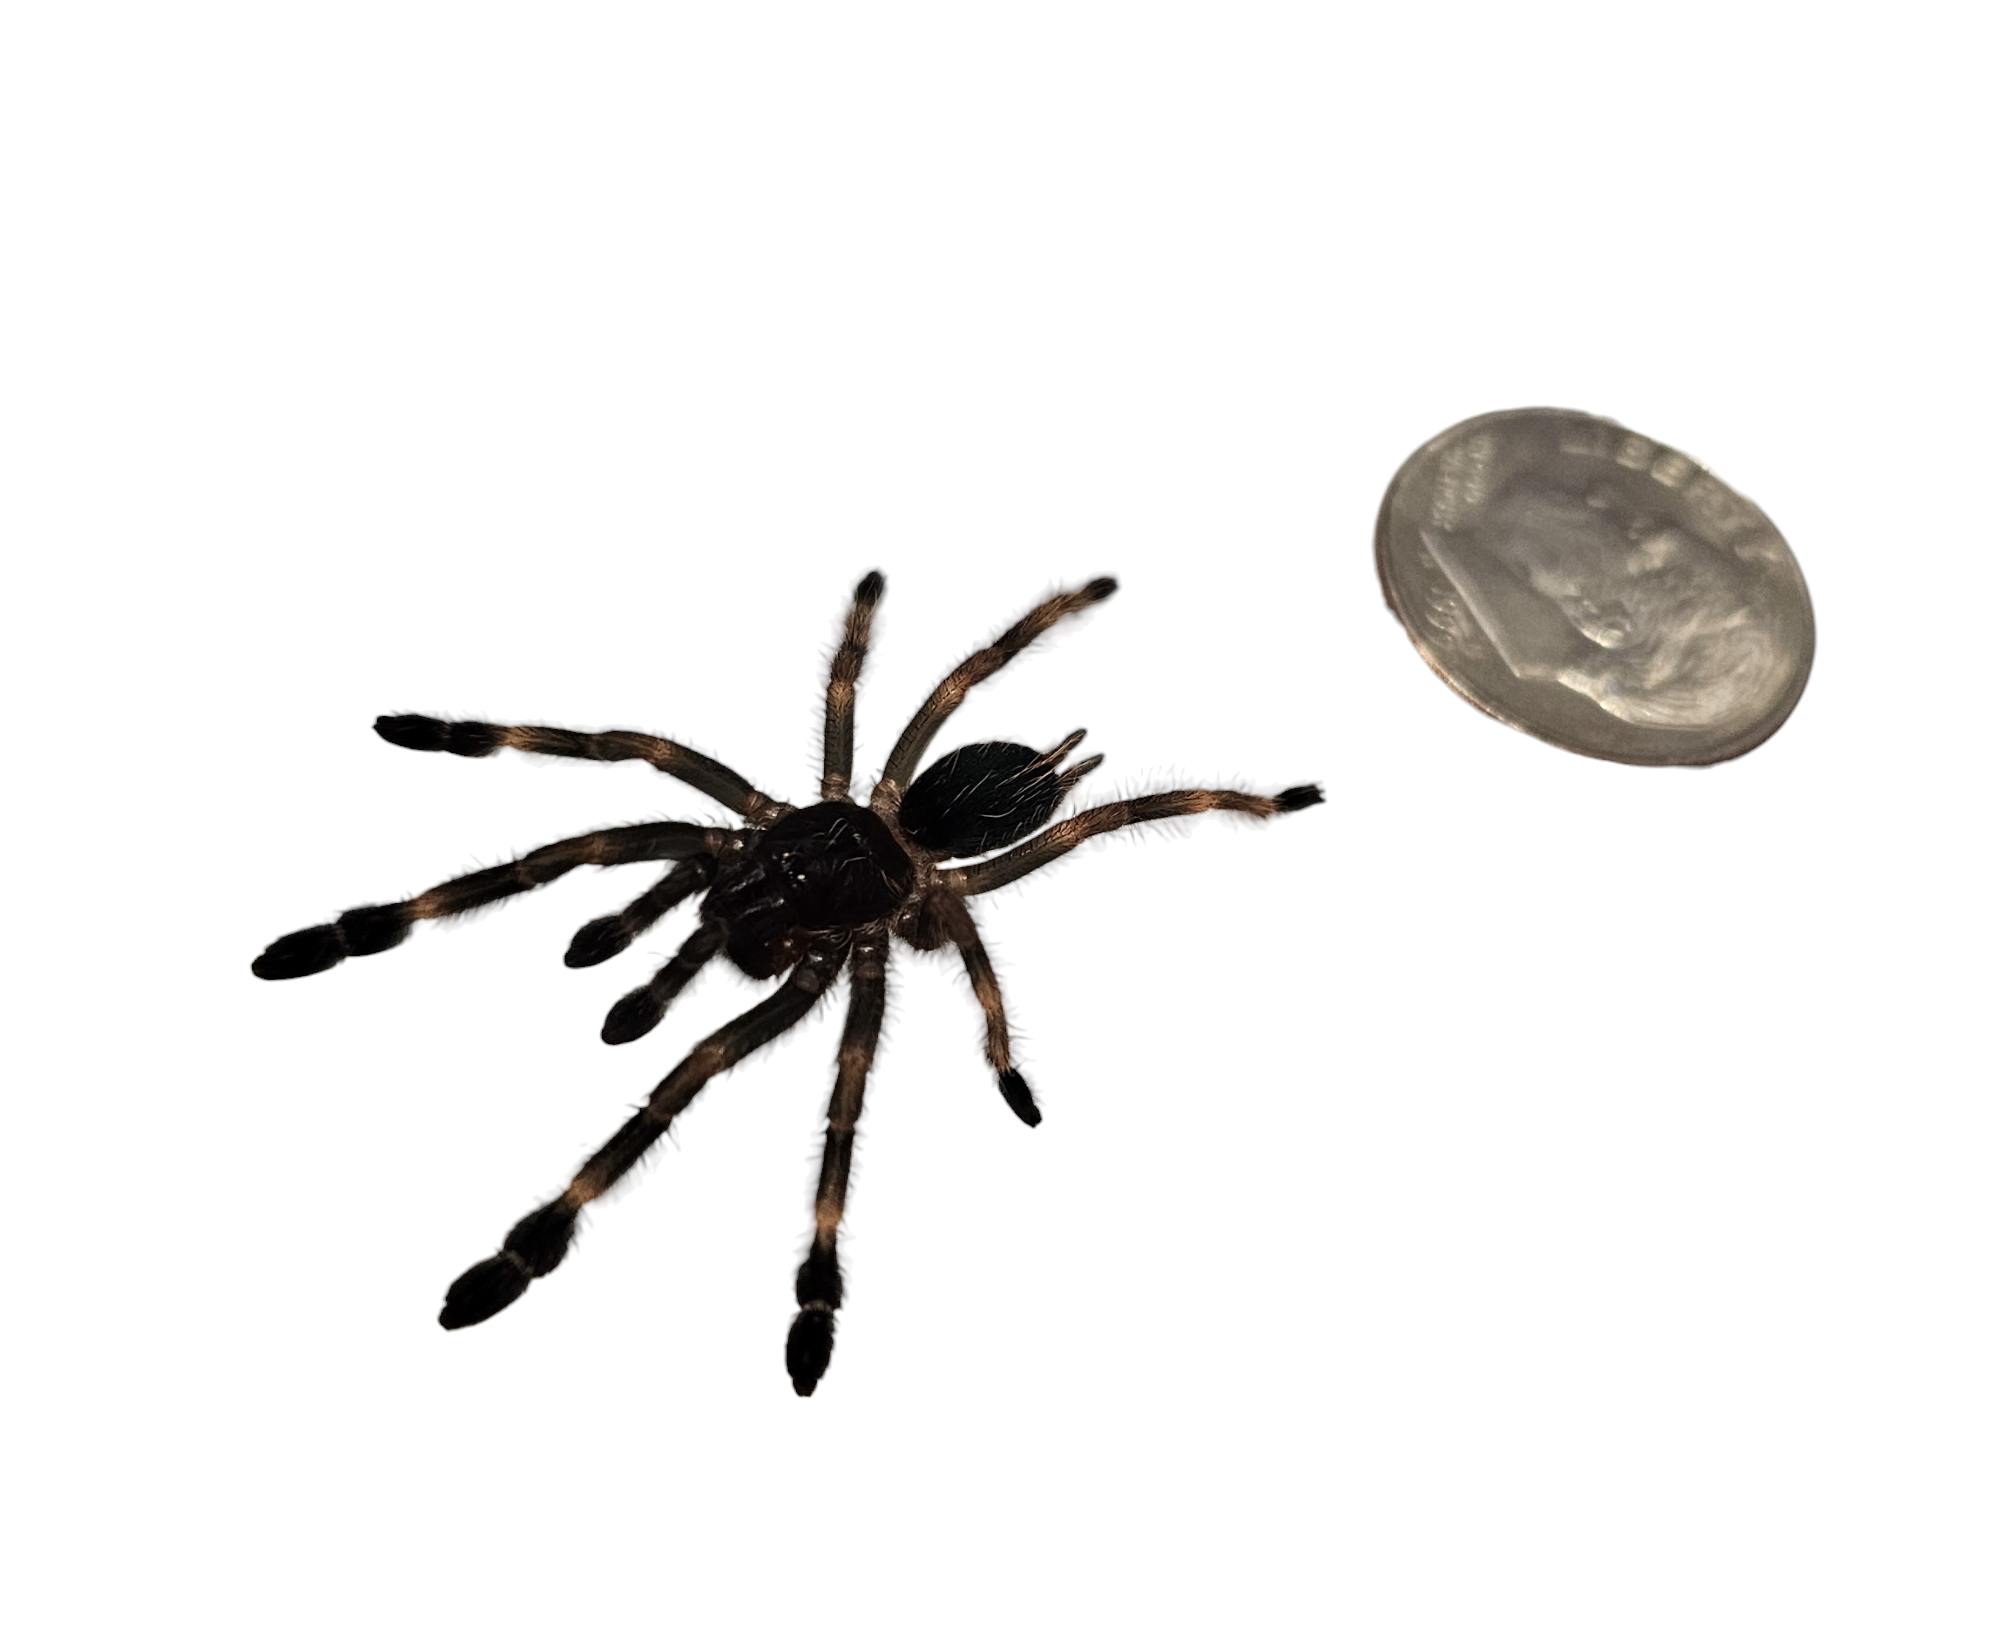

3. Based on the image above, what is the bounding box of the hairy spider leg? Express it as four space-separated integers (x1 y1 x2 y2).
941 786 1326 897
375 714 790 825
923 889 1040 1126
599 918 727 1045
821 571 885 803
565 854 720 969
439 934 853 1331
251 822 730 981
870 577 1118 813
788 926 888 1395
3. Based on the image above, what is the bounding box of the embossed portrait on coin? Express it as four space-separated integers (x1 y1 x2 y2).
1423 477 1785 732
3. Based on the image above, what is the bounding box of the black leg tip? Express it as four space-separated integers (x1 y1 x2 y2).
794 1243 843 1309
438 1254 530 1329
855 570 885 604
375 713 448 751
1275 784 1325 812
787 1310 835 1396
998 1068 1042 1128
601 988 666 1045
252 924 344 980
502 1201 576 1278
336 904 411 957
565 916 632 969
376 715 504 757
1081 576 1118 602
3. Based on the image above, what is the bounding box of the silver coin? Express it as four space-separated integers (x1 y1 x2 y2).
1376 408 1815 766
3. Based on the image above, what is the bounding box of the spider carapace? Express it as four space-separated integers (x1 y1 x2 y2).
253 575 1321 1394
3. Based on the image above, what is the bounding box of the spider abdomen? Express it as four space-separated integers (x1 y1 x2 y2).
899 740 1073 857
705 802 914 979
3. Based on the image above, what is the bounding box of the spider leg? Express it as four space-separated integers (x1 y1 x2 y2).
870 578 1117 813
821 571 885 803
374 715 790 825
787 926 887 1395
564 853 721 969
922 889 1039 1126
251 822 729 980
941 785 1325 897
599 918 727 1045
439 934 851 1330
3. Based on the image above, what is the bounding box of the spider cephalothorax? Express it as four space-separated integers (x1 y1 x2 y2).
253 575 1321 1394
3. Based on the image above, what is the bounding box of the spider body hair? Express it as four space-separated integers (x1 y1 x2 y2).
253 572 1320 1394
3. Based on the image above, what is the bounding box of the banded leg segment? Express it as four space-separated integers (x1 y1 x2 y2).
927 890 1039 1127
439 935 851 1331
600 919 726 1045
871 578 1117 812
565 853 721 969
375 714 789 824
941 785 1324 897
788 927 888 1396
821 571 885 803
252 822 729 980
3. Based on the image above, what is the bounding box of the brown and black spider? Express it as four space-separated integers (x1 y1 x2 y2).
253 575 1321 1394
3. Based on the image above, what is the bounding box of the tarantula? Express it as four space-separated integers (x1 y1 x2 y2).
253 575 1321 1394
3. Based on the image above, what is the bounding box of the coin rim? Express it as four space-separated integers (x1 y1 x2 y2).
1374 406 1816 767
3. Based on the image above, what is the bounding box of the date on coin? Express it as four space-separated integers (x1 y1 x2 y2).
1376 408 1814 765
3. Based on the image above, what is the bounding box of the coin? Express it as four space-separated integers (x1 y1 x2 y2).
1376 408 1815 766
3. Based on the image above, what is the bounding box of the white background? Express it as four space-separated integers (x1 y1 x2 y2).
5 5 1994 1635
